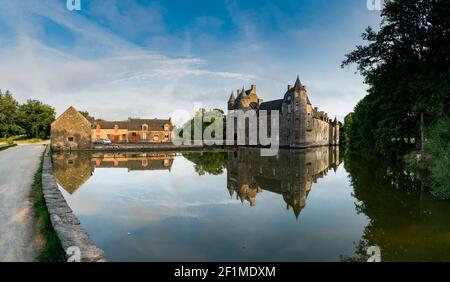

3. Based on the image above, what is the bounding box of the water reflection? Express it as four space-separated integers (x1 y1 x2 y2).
51 147 450 261
224 147 340 218
53 152 175 194
343 153 450 262
54 147 341 221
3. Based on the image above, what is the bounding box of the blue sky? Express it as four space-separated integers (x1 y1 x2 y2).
0 0 380 123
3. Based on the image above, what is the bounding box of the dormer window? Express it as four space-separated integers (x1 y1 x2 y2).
142 124 148 131
164 124 170 131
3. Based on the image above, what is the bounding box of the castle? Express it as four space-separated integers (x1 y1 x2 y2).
227 76 340 148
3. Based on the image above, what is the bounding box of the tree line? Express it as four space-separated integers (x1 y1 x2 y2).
341 0 449 198
0 90 56 139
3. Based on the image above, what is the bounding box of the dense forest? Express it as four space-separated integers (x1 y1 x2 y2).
341 0 449 198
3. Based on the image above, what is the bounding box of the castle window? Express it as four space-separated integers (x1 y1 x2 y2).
67 137 74 142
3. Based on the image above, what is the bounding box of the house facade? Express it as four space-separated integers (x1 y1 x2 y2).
227 77 340 148
51 106 173 150
92 118 173 143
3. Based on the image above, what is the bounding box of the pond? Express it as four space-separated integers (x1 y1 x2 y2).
52 147 450 262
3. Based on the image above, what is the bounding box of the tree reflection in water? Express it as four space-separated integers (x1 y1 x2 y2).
343 153 450 262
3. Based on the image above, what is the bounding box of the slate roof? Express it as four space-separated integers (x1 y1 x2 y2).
259 99 284 111
97 121 129 129
96 119 172 130
128 119 172 131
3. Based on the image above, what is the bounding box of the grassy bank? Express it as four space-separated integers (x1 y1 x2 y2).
32 150 65 262
0 135 48 144
0 143 17 151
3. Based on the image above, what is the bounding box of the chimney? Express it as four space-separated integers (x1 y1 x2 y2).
237 89 241 95
251 84 256 92
288 85 292 91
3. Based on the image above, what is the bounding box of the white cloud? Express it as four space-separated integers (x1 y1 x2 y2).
0 0 255 120
0 0 381 122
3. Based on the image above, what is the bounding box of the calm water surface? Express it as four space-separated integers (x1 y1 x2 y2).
52 147 450 262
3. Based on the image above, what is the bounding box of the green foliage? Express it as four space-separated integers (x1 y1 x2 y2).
0 90 25 137
178 108 226 141
425 118 450 199
78 111 89 118
183 151 228 175
17 100 56 139
342 0 450 154
0 90 55 139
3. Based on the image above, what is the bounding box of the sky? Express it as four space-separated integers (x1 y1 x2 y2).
0 0 381 124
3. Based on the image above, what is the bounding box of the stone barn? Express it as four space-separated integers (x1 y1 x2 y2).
51 106 93 150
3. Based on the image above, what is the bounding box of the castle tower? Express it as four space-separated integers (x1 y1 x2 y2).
287 76 309 147
228 91 236 110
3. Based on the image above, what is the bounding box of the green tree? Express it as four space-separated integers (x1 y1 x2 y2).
342 0 450 154
0 90 24 137
179 108 226 141
17 100 56 139
79 111 89 118
425 118 450 199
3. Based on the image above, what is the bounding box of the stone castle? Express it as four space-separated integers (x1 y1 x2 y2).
227 76 340 148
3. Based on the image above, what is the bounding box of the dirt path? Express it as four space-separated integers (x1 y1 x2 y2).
0 144 46 262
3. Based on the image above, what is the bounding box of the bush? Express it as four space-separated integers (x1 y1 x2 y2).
426 118 450 199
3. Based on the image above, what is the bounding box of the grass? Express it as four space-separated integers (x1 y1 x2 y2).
0 135 48 144
32 149 65 262
0 143 17 151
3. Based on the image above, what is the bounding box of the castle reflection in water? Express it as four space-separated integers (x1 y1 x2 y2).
227 147 341 218
52 147 341 219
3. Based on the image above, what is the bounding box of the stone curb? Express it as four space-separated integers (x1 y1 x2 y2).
42 145 106 262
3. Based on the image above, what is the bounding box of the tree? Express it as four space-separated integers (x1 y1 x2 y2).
178 108 226 141
79 111 90 118
17 100 56 139
425 118 450 199
0 90 24 137
342 0 450 154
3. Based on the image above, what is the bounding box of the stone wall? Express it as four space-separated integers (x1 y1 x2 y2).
42 145 105 262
